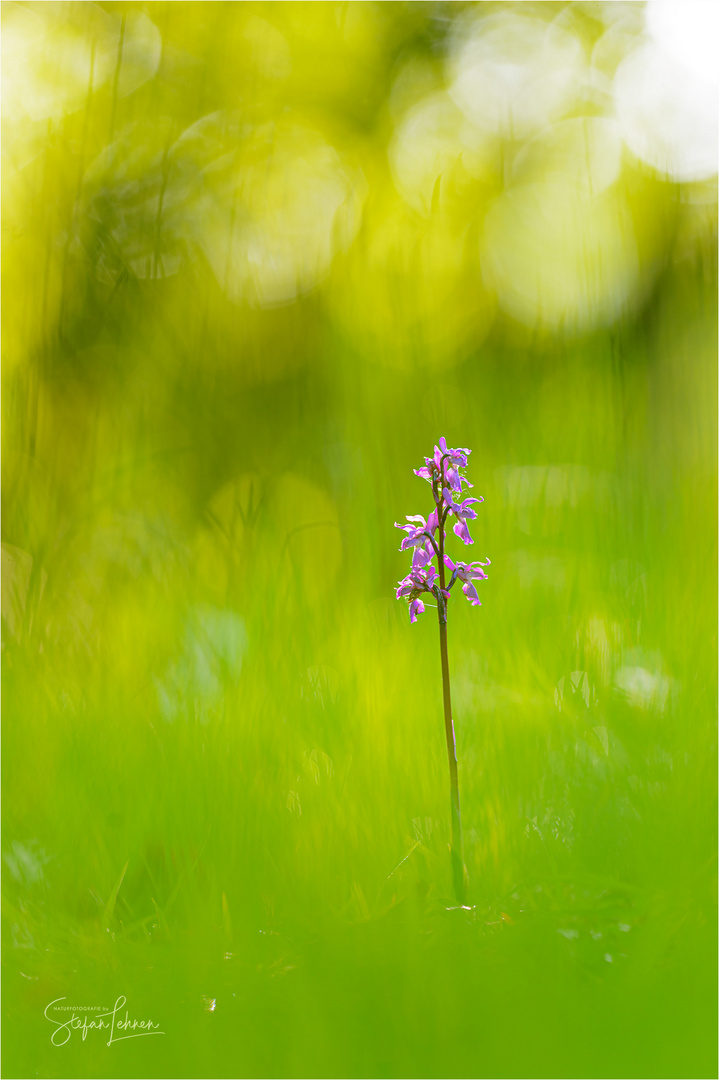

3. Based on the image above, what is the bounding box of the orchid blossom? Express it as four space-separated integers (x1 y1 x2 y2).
394 511 439 554
396 438 488 621
444 554 491 606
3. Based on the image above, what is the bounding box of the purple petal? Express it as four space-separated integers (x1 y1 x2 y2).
462 581 481 606
446 467 463 493
443 554 456 571
412 547 431 570
399 536 421 551
453 520 474 545
427 509 438 533
409 598 425 623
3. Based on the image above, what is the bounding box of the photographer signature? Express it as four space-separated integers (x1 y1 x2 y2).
44 996 164 1046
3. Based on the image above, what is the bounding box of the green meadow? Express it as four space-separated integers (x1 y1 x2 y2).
2 3 716 1077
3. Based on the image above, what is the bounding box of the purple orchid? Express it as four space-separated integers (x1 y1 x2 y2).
395 551 438 598
446 465 473 494
437 436 470 470
408 598 424 623
394 510 438 553
442 489 483 545
414 436 473 494
444 555 491 606
394 437 489 904
395 549 448 622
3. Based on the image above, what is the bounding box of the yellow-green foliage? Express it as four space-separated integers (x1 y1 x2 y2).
3 3 716 1077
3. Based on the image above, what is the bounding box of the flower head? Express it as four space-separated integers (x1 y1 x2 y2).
414 436 473 494
442 489 483 545
394 511 438 553
396 549 439 597
396 437 488 622
438 436 470 470
444 555 490 606
396 548 449 622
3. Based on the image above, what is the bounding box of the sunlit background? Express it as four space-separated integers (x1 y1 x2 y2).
3 2 716 1077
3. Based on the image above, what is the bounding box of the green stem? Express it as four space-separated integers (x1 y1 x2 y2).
437 505 466 905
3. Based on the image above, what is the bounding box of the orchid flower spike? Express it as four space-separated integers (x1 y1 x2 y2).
396 436 487 622
393 436 489 905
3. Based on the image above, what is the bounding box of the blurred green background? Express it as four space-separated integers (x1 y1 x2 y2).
2 2 716 1077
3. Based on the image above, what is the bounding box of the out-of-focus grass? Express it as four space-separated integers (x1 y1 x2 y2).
2 3 717 1078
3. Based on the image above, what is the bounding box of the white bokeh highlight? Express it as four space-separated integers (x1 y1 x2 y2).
614 0 718 182
448 12 584 139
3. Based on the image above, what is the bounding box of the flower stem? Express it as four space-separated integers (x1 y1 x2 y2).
437 514 467 905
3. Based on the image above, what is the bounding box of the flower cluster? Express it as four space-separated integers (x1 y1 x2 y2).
395 437 489 622
396 548 448 623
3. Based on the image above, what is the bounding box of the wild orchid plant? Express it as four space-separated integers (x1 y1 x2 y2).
395 437 490 904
